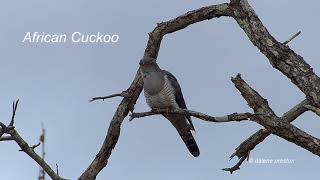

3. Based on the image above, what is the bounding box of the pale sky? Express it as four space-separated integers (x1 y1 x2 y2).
1 0 320 179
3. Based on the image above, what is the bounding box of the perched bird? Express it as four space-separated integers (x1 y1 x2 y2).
139 56 200 157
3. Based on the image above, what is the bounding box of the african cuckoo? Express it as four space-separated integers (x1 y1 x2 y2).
139 57 200 157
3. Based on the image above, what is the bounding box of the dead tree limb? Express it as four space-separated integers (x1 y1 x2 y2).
229 0 320 107
0 100 65 180
226 99 309 168
232 74 320 156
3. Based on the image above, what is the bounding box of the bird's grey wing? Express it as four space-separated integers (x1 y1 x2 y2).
162 70 195 131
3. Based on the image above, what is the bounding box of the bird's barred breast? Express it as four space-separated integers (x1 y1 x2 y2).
145 76 179 109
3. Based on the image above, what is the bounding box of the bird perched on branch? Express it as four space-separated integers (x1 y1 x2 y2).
139 56 200 157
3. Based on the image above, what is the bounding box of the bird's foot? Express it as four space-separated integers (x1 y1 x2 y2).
151 107 172 114
165 107 170 114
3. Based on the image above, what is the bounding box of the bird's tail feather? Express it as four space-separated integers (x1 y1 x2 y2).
178 127 200 157
164 114 200 157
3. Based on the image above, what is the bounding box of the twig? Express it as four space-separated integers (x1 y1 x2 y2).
19 142 41 151
130 108 253 123
10 99 19 126
89 91 128 102
0 135 14 141
32 142 41 149
283 31 301 45
222 153 248 174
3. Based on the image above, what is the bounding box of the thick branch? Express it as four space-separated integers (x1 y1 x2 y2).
232 74 320 156
130 109 252 123
230 0 320 107
231 99 309 160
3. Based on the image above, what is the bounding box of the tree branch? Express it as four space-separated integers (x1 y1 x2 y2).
89 91 129 102
0 100 65 180
222 153 248 174
230 99 309 159
304 105 320 117
130 109 253 123
229 0 320 107
0 135 14 141
283 31 301 45
232 74 320 156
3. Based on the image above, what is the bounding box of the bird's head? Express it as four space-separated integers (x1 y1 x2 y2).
139 57 159 73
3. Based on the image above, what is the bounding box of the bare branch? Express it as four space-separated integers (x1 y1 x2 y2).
222 153 248 174
19 142 41 151
32 142 41 149
283 31 301 45
230 0 320 107
232 74 320 156
231 99 309 161
8 129 65 180
10 99 19 126
0 100 66 180
0 135 14 141
304 104 320 117
130 108 253 123
90 91 129 102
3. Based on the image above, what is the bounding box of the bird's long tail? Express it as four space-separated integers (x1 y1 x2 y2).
164 114 200 157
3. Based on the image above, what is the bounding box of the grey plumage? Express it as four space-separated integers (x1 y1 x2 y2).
139 57 200 157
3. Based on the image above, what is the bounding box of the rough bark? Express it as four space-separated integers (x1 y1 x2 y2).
229 0 320 107
232 99 309 159
232 74 320 156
